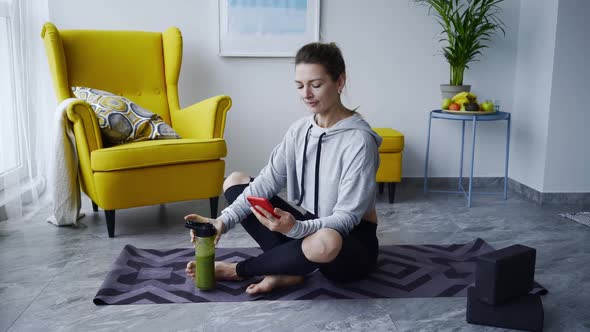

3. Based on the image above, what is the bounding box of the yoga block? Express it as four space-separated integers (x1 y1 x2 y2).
466 287 544 332
475 244 536 305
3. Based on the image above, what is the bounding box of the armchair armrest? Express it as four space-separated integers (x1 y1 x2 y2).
63 99 103 201
66 99 103 158
170 95 232 139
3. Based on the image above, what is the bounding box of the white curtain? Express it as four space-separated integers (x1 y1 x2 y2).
0 0 53 222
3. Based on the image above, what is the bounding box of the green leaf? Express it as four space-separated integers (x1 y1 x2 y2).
414 0 506 85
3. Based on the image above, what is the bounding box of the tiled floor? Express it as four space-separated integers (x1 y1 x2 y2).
1 184 589 331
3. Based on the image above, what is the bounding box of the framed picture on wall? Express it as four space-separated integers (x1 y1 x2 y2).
219 0 320 57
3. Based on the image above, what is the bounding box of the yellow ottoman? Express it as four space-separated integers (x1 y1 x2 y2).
373 128 404 203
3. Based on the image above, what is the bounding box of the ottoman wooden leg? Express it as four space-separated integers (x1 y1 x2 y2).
209 196 219 218
388 182 396 204
378 182 384 194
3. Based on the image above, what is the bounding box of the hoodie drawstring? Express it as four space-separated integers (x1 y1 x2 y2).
296 124 326 217
313 132 326 216
296 125 313 206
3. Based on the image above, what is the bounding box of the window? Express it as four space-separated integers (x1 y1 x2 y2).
0 3 21 184
0 0 50 220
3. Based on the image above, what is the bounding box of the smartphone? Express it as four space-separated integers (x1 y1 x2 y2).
246 196 280 219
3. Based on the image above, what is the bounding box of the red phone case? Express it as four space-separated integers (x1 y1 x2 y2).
246 196 280 219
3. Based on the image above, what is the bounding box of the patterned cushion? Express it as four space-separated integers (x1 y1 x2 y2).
72 87 180 145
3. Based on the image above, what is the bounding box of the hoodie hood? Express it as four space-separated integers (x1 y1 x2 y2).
308 113 383 146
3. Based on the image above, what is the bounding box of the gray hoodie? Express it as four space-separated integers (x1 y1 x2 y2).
219 113 382 239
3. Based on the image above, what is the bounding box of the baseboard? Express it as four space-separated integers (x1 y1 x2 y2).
401 177 590 205
507 178 590 205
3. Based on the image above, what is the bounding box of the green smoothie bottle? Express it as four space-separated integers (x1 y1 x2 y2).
186 221 216 291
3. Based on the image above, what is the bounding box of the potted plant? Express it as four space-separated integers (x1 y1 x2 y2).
416 0 506 98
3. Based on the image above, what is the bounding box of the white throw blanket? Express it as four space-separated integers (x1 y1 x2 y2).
46 98 83 226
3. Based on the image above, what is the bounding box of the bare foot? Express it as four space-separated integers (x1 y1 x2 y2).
246 275 305 295
185 261 242 281
215 261 242 281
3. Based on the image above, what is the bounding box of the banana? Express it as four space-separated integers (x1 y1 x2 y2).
452 92 470 102
454 97 469 106
452 92 477 107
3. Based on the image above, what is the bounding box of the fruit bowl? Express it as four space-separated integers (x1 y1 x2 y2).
441 92 497 115
442 109 497 115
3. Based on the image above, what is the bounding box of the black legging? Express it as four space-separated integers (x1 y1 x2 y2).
225 183 379 283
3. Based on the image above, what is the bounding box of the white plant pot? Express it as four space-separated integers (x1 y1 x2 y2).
440 84 471 99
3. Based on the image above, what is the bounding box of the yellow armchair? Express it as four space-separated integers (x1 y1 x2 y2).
41 23 232 237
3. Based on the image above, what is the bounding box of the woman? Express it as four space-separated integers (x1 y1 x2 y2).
186 42 382 295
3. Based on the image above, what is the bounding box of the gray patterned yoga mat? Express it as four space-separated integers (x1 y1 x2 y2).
93 238 547 305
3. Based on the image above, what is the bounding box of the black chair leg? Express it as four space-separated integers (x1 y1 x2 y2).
105 210 115 238
210 197 219 218
388 182 396 204
92 201 98 212
378 182 384 194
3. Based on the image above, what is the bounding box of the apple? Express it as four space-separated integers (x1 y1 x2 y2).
441 98 452 110
449 102 461 111
481 101 495 112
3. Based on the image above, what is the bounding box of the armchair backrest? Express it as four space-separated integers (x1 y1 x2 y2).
41 23 184 125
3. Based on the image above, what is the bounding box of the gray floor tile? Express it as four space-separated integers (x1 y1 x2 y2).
0 299 31 332
393 318 506 331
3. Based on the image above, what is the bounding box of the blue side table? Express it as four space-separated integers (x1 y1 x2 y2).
423 110 511 207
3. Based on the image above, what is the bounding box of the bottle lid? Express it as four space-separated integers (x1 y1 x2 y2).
185 220 216 237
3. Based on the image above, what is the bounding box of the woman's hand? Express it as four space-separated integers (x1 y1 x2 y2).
184 214 225 246
250 206 295 235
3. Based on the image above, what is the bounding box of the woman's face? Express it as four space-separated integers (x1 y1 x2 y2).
294 63 344 115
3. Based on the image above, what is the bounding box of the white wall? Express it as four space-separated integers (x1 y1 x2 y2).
543 0 590 192
510 0 559 192
321 0 521 179
49 0 521 178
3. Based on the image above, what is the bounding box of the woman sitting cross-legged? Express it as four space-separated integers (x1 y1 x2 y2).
185 42 382 295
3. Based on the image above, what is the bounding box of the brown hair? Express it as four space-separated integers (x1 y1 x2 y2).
295 42 346 82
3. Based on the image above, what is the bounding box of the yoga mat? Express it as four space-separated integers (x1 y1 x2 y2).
93 238 547 305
